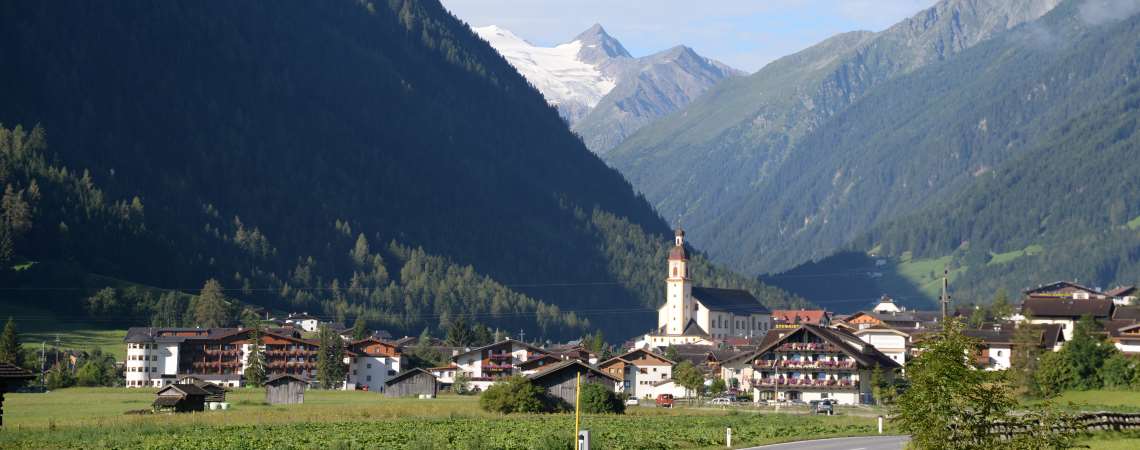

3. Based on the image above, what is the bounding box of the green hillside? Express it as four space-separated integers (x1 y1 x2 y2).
0 0 800 341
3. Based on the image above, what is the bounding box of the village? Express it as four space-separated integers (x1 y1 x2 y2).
31 229 1131 414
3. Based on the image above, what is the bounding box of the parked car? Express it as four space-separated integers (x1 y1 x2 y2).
809 399 835 415
709 397 733 406
655 393 674 408
625 398 640 406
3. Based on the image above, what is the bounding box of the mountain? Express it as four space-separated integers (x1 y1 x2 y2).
605 0 1063 275
474 24 743 153
0 0 802 340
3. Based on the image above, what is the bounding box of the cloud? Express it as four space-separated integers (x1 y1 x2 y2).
440 0 939 71
1078 0 1140 26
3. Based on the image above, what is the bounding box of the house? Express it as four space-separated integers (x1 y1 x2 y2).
517 354 564 375
265 374 307 404
0 363 34 427
1020 298 1113 341
644 229 773 347
153 384 209 413
772 310 831 328
345 337 403 392
427 365 459 388
545 345 599 365
178 376 228 408
842 310 941 331
1108 286 1138 306
598 349 674 399
284 313 322 332
123 327 353 389
525 360 621 407
384 368 438 398
646 379 690 399
718 325 900 405
852 326 912 367
962 322 1066 370
871 296 903 314
1024 282 1109 301
452 338 549 391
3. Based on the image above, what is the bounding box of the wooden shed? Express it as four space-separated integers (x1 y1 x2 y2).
266 374 307 404
526 360 620 408
179 376 228 404
384 368 438 398
0 362 34 427
153 384 209 413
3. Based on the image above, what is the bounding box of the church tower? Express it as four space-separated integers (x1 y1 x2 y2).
661 228 693 334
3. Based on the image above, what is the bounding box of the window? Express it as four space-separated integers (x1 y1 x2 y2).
367 363 372 369
639 368 648 374
366 375 372 382
996 350 1003 357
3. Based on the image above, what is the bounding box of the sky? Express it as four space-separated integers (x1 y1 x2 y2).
440 0 939 72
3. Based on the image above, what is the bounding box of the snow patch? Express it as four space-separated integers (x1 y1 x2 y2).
475 25 616 109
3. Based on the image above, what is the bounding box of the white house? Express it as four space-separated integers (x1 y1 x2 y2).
644 229 772 347
871 296 902 314
1021 298 1113 341
284 313 322 332
452 339 549 391
345 338 403 392
598 348 674 399
852 326 910 367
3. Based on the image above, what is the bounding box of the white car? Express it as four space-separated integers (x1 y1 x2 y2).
709 397 734 406
625 398 640 406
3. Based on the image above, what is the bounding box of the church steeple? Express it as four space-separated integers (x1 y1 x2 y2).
661 227 693 334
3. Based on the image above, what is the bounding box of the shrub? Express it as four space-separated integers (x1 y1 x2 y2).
578 382 624 414
479 376 548 414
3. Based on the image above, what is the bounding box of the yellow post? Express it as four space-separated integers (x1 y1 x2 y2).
574 372 581 449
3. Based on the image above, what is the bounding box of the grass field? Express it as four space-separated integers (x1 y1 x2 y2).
0 388 887 449
1044 390 1140 412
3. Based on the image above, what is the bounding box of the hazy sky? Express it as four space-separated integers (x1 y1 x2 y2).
441 0 939 72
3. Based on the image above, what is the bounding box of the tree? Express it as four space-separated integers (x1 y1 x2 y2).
240 308 261 330
991 289 1013 320
663 345 679 363
1100 354 1136 389
85 287 119 317
478 376 548 414
351 233 370 267
45 363 75 389
895 319 1076 449
1035 350 1076 398
244 327 267 387
579 382 625 414
472 323 493 346
446 318 473 347
351 315 368 341
967 306 986 329
1061 315 1117 390
453 371 471 394
75 348 116 386
673 361 704 402
1010 319 1043 396
0 317 23 366
193 279 230 328
317 324 346 389
708 378 726 396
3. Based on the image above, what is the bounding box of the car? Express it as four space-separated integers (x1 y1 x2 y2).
655 393 674 408
709 397 733 406
810 399 836 415
625 398 640 406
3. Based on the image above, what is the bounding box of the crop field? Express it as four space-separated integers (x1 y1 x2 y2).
1 388 885 449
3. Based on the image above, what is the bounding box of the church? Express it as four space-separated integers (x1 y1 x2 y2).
640 229 773 348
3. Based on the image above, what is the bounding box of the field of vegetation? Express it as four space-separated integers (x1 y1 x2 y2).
1 388 884 449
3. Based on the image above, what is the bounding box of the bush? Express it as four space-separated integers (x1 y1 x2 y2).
479 376 549 414
578 382 624 414
1100 354 1138 389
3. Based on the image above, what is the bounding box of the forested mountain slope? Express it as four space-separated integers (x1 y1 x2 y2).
0 0 800 340
605 0 1062 274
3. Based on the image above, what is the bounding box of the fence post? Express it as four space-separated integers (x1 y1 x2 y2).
578 430 590 450
726 427 732 447
878 416 883 434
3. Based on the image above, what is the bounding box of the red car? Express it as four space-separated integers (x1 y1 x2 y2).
655 394 674 408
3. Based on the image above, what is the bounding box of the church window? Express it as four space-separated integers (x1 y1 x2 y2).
672 267 678 276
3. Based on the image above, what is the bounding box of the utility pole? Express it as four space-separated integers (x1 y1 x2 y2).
40 341 46 386
940 269 951 322
518 329 525 343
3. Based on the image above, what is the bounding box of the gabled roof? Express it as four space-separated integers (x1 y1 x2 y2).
451 338 548 361
771 310 829 325
158 383 211 397
1113 306 1140 321
517 354 564 371
599 348 674 368
525 360 620 383
1108 286 1138 297
1024 281 1106 297
692 287 770 315
735 325 899 369
385 368 436 386
853 325 912 337
266 374 309 384
652 319 711 338
0 362 34 380
1022 298 1113 318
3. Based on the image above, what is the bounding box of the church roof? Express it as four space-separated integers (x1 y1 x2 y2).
668 244 688 261
653 319 710 338
692 287 769 315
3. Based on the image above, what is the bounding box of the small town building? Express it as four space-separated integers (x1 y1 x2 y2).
852 326 912 366
0 362 34 427
1108 286 1138 306
1024 282 1110 301
265 374 307 404
719 325 900 405
772 309 832 328
517 354 564 375
346 337 403 392
598 348 674 399
284 313 322 332
871 296 903 314
525 360 621 408
384 368 438 398
1021 298 1113 341
178 376 228 408
452 338 549 391
153 384 209 413
427 365 459 388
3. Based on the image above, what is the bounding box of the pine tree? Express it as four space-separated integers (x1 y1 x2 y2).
193 279 229 328
0 317 23 366
244 327 267 387
991 288 1013 320
317 324 345 389
1011 317 1043 396
446 318 473 347
352 316 368 340
472 322 492 346
351 233 370 267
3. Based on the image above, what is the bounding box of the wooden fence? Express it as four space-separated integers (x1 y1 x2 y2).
980 412 1140 441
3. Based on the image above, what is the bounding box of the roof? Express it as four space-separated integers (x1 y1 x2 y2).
385 368 436 386
1113 306 1140 321
599 348 674 368
517 354 564 371
1022 298 1113 318
668 244 689 261
735 325 900 369
771 310 829 325
266 374 309 384
0 362 34 380
1108 286 1138 297
525 360 621 383
158 383 211 397
451 338 548 361
692 287 770 315
178 377 228 393
152 396 184 407
652 318 711 338
1040 323 1065 348
1024 281 1106 296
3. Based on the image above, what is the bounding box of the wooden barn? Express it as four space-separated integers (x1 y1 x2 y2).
153 384 209 413
179 376 228 407
266 374 307 404
0 362 34 427
384 368 438 398
526 360 620 407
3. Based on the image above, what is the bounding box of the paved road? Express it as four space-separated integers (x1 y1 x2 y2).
743 435 910 450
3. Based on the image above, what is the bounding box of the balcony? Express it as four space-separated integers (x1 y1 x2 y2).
751 377 858 390
752 360 856 370
482 364 514 371
775 342 840 353
488 354 513 362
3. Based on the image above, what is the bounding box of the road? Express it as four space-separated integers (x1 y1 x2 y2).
743 435 910 450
